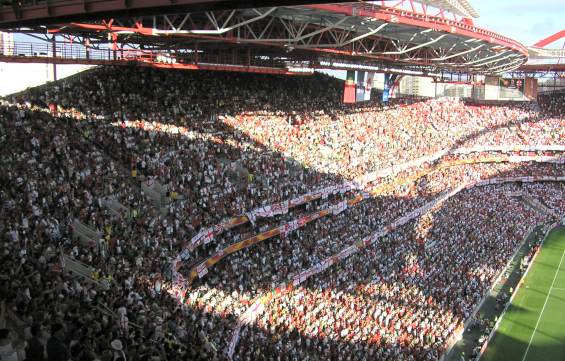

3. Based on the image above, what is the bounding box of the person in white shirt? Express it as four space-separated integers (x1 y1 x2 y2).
0 329 21 361
110 339 127 361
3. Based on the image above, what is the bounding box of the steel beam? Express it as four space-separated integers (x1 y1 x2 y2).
519 63 565 72
1 2 529 75
533 29 565 48
0 0 353 28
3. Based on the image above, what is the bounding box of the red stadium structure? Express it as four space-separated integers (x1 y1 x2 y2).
0 0 529 78
519 30 565 73
0 3 564 361
504 30 565 95
533 30 565 48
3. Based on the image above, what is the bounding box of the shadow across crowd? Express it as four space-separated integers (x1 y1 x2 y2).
0 67 563 361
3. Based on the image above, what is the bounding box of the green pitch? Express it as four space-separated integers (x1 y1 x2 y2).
482 226 565 361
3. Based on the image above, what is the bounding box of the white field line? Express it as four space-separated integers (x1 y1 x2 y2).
521 250 565 361
477 223 546 361
551 287 565 291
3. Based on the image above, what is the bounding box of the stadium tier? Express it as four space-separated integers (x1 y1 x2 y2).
0 67 563 361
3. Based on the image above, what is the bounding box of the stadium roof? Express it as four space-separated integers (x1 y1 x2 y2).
32 3 523 74
416 0 480 19
1 1 527 75
519 30 565 73
1 0 480 28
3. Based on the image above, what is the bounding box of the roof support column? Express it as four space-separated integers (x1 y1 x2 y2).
52 34 57 81
85 38 90 60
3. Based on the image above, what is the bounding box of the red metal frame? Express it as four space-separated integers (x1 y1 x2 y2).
305 4 527 56
36 3 527 74
1 3 528 75
0 40 309 75
533 30 565 48
44 24 427 68
2 40 498 78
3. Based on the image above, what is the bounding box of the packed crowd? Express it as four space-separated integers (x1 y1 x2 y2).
0 67 563 361
0 104 201 361
205 162 563 294
521 182 565 215
537 92 565 117
236 186 550 361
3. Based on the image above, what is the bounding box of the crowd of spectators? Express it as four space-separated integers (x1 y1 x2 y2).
538 92 565 118
0 66 563 361
0 104 199 361
236 185 551 361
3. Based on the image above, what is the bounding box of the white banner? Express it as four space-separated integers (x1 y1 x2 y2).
331 201 348 215
185 146 563 264
196 263 208 278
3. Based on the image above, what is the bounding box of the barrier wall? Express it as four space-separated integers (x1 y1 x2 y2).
72 219 102 248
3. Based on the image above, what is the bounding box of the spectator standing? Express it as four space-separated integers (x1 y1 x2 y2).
25 324 45 361
0 329 19 361
46 324 69 361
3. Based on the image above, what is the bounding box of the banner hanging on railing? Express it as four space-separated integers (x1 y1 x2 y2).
182 145 563 259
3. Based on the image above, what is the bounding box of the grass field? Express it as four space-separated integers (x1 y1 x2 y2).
482 226 565 361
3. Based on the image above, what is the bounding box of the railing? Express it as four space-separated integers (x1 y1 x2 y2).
141 177 168 209
0 41 292 67
72 219 102 248
102 196 130 219
1 41 122 61
538 88 565 95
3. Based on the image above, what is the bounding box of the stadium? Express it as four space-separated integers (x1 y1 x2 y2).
0 1 563 361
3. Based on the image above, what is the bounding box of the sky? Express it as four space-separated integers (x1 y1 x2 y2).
0 63 92 96
470 0 563 47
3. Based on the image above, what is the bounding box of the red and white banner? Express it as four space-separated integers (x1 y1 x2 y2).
182 145 563 266
196 263 208 278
